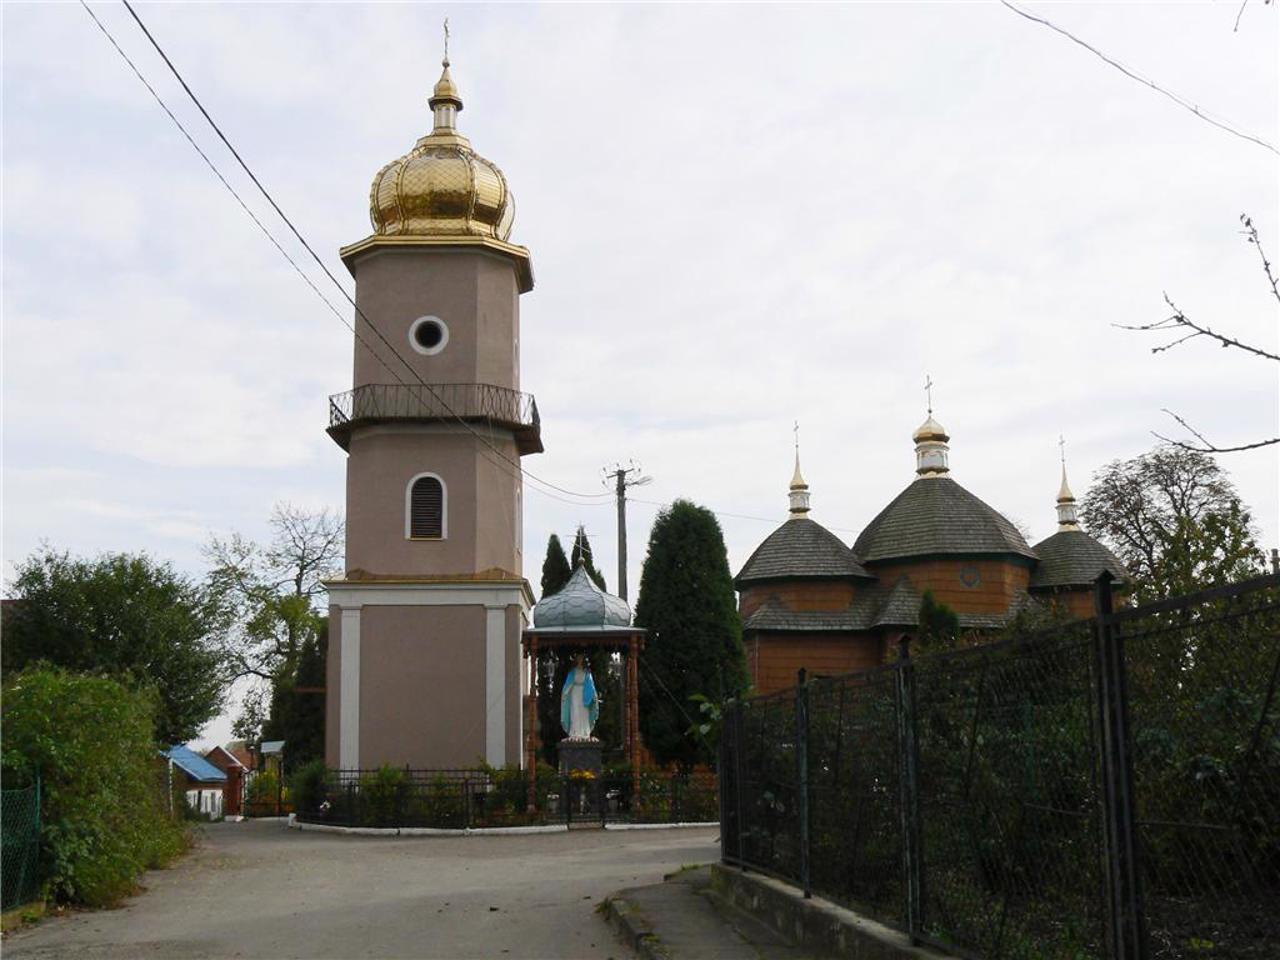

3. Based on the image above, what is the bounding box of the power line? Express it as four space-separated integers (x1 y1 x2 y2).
1000 0 1279 156
80 2 607 513
106 0 613 505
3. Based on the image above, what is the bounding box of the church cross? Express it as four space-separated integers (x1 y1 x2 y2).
925 375 934 416
443 18 451 64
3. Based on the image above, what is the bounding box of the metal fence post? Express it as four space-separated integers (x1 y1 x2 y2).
1093 573 1149 960
796 668 812 899
733 702 748 871
896 636 924 942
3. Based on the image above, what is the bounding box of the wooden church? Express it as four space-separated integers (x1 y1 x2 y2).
735 413 1127 694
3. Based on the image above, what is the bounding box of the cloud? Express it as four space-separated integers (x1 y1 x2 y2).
3 2 1276 737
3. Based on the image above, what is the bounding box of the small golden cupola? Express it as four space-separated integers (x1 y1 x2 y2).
1055 438 1082 531
913 377 950 476
367 54 516 242
789 425 811 517
913 415 950 476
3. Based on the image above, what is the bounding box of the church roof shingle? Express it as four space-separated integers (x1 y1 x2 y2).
736 517 873 586
852 477 1037 564
1030 530 1128 590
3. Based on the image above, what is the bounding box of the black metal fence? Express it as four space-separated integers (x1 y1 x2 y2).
720 573 1280 960
297 767 718 829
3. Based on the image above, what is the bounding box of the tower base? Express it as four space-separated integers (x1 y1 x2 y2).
324 578 532 771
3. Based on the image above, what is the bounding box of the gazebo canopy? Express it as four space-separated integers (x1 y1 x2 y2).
530 564 634 633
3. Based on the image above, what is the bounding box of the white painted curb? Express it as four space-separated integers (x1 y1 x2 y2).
604 821 720 831
288 819 569 837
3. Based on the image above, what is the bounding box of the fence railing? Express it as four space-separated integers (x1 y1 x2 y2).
1 777 41 911
327 383 542 453
296 768 718 829
720 573 1280 960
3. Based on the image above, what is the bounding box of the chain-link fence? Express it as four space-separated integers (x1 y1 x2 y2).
1 777 41 911
721 573 1280 960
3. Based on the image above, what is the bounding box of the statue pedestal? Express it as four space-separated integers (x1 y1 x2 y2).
557 738 604 820
557 737 603 776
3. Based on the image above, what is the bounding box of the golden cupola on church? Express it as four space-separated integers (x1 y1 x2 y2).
340 55 532 292
367 60 515 241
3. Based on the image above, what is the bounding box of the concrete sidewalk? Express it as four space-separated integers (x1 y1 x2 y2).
602 866 816 960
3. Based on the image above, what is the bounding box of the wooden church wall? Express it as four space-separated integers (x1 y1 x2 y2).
747 632 885 694
870 558 1032 615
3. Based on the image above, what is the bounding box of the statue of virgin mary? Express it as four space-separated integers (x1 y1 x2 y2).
560 654 600 740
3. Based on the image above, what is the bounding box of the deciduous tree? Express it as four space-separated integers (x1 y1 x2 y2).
206 503 341 750
1081 444 1264 602
3 549 228 743
205 503 342 682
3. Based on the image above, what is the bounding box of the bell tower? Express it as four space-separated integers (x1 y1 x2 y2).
325 52 540 771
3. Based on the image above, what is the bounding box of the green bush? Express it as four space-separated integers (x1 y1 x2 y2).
247 770 280 803
0 666 189 906
288 759 328 815
359 765 409 825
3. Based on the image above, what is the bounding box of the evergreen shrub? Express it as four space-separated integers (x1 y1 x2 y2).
288 759 328 815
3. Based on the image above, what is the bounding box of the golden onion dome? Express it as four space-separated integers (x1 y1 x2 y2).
368 58 515 242
912 415 949 443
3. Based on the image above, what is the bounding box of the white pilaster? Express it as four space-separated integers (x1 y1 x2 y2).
339 607 362 769
484 605 507 765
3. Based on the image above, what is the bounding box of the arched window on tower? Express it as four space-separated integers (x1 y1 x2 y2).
406 473 446 539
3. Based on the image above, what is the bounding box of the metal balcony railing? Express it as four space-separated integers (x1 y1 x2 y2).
327 382 542 454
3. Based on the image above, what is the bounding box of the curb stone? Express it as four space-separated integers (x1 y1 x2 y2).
599 894 671 960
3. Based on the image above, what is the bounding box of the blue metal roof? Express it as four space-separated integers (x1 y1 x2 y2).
165 745 227 782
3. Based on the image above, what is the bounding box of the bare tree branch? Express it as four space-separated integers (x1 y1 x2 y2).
1153 409 1280 453
1115 294 1280 361
1241 214 1280 307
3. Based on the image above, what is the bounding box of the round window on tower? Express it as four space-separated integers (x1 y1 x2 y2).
409 316 449 356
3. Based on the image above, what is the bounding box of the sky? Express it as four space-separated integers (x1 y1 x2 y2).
4 2 1277 750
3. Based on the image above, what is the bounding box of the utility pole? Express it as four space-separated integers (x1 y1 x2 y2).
603 462 651 601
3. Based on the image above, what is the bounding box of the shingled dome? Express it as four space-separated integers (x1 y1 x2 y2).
853 477 1037 564
737 517 873 586
533 564 632 630
1031 530 1128 589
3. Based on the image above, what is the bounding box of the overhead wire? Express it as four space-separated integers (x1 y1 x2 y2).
85 3 875 534
103 0 613 506
999 0 1279 156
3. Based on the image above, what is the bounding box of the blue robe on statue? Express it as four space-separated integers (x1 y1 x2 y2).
561 665 600 738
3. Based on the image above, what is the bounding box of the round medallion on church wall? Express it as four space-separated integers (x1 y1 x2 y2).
960 564 982 588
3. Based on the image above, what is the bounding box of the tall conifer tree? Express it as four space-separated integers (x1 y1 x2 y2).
540 534 572 599
635 500 747 767
570 525 607 591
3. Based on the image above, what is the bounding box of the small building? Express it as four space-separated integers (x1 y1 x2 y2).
165 745 227 819
203 745 250 818
260 740 285 777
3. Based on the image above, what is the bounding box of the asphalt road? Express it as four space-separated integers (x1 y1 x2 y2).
4 820 720 960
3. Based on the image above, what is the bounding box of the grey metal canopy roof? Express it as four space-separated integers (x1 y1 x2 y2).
736 517 873 586
1030 530 1128 589
532 564 632 630
853 477 1037 564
